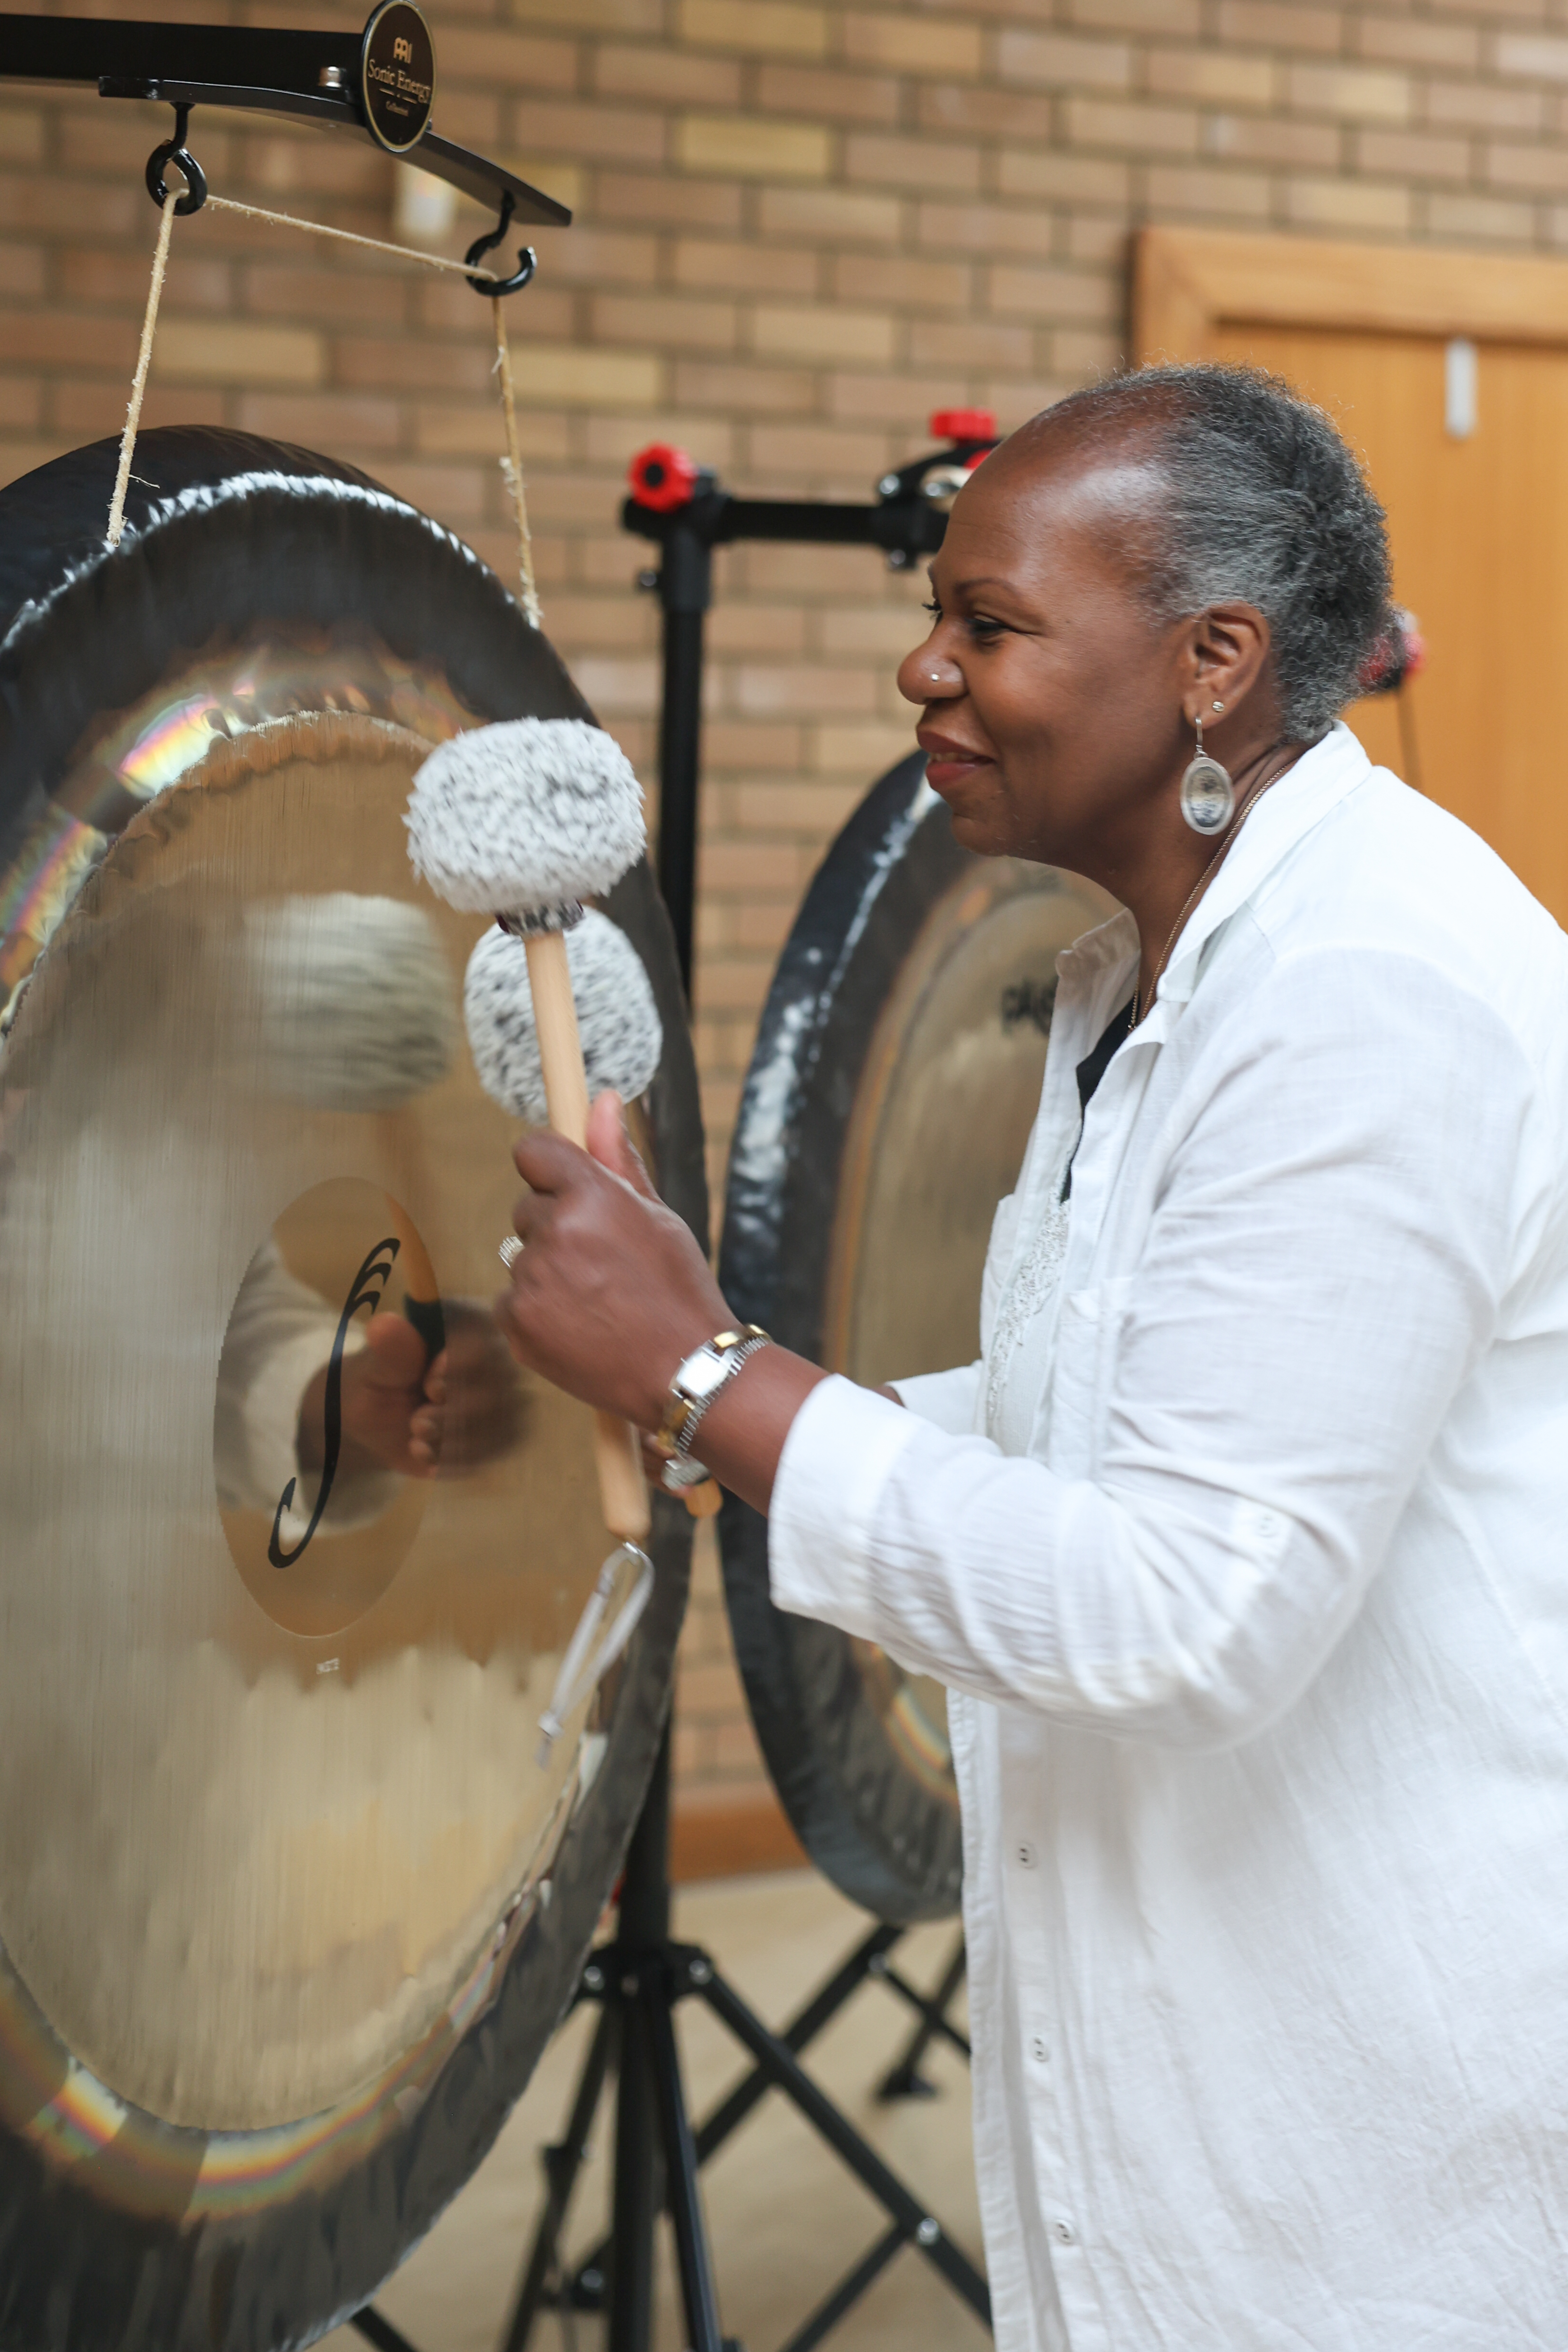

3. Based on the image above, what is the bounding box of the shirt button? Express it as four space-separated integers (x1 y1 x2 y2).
1053 2219 1076 2246
1016 1841 1037 1868
1030 2035 1049 2063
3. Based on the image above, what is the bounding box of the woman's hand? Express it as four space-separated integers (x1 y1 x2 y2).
496 1094 830 1514
496 1093 728 1430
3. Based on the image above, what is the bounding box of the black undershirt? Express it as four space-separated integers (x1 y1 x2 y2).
1060 998 1136 1202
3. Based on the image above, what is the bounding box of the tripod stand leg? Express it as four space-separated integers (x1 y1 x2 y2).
646 1988 726 2352
497 2003 615 2352
876 1931 969 2101
608 1994 662 2352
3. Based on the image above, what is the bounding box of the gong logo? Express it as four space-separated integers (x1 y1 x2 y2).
270 1235 401 1567
393 34 413 61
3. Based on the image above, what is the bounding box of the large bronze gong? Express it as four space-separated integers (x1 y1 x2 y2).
0 429 703 2351
720 752 1114 1922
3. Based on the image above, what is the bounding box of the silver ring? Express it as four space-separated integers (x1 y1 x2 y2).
498 1235 524 1271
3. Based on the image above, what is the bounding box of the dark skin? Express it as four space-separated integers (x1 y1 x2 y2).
496 418 1305 1513
297 1300 524 1482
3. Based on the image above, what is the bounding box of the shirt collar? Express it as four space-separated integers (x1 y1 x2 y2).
1055 722 1372 1021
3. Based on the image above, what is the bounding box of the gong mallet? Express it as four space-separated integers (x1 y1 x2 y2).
405 717 653 1555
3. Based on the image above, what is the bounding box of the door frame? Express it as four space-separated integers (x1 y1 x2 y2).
1134 225 1568 360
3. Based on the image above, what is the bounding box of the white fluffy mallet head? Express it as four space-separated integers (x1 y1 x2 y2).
465 912 662 1123
241 892 458 1112
405 718 646 928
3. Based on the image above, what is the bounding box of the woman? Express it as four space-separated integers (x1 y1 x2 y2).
500 366 1568 2344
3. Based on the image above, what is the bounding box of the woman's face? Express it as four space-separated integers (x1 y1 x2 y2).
898 433 1215 876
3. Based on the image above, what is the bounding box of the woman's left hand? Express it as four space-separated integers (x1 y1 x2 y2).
495 1093 727 1431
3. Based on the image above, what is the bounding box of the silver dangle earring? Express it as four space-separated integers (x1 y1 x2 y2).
1179 711 1234 835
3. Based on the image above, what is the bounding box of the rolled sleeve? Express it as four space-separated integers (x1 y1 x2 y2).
768 1374 927 1641
890 1360 981 1434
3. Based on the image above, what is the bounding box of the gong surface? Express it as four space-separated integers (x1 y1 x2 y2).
0 431 703 2352
720 753 1115 1921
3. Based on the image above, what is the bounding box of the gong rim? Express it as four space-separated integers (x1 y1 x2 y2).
719 753 1112 1924
0 430 704 2352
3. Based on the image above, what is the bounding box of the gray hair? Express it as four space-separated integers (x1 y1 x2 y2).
1030 363 1393 742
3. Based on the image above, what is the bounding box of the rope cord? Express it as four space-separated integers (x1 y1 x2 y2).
492 296 542 627
202 193 500 281
106 189 177 548
105 185 541 621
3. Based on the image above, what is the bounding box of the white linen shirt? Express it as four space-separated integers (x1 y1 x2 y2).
768 724 1568 2349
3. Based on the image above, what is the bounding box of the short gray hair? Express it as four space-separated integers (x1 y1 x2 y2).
1031 363 1393 742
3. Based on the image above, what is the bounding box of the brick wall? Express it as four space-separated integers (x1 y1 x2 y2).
6 0 1568 1844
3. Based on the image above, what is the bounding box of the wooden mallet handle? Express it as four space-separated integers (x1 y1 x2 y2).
521 928 652 1545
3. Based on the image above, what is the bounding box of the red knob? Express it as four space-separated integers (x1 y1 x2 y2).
929 406 997 444
628 442 699 512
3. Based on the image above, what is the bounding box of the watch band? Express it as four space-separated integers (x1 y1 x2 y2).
655 1325 770 1462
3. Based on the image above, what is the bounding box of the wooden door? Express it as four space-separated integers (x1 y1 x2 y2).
1213 322 1568 923
1135 229 1568 928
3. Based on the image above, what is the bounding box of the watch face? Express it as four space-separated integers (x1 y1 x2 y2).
678 1349 730 1403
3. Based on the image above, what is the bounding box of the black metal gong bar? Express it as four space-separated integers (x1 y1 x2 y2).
621 412 999 996
0 5 568 289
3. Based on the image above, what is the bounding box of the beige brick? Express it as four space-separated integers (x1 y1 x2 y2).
810 719 921 775
1485 139 1568 195
1427 191 1535 243
909 316 1037 370
676 236 817 296
595 293 739 349
1064 96 1202 155
1494 31 1568 82
746 421 891 477
1284 174 1413 230
834 251 972 313
997 148 1132 206
709 602 810 653
0 439 73 490
1145 162 1274 219
0 108 45 166
497 158 586 214
1215 0 1342 53
994 27 1131 90
1046 326 1118 379
152 319 324 386
753 302 896 363
675 358 816 412
0 244 43 300
830 365 992 422
1355 18 1478 69
757 184 902 244
1356 127 1469 181
757 62 899 124
419 402 572 461
1148 46 1278 106
1286 63 1410 121
596 42 742 104
239 262 397 326
236 391 403 447
439 26 577 86
509 0 661 26
1071 0 1199 31
678 113 832 179
845 131 982 192
677 0 829 58
918 84 1055 142
1204 112 1339 166
844 11 982 77
508 342 666 406
598 170 743 229
585 410 738 467
734 781 865 832
528 225 662 288
919 199 1079 257
734 661 877 713
1425 81 1545 135
573 654 660 713
987 263 1117 321
509 98 664 164
0 377 41 430
702 717 808 767
337 336 495 394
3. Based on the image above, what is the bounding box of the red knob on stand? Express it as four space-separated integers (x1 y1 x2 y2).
627 443 699 512
929 406 997 444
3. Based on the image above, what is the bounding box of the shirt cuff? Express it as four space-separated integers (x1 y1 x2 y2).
768 1374 924 1643
890 1361 981 1436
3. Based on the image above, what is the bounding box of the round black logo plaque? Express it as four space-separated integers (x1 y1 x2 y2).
359 0 436 154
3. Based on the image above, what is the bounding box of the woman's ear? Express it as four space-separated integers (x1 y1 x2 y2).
1182 602 1273 724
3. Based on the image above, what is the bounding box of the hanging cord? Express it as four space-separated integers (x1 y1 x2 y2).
105 183 541 622
106 188 177 548
491 296 542 627
201 193 500 282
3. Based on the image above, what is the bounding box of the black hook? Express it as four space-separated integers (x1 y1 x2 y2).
145 102 207 216
464 190 536 297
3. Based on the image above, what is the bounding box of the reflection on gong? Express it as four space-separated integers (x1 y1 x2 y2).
721 751 1115 1924
0 428 702 2350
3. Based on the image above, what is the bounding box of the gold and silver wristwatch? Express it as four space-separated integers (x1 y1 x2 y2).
654 1325 770 1485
